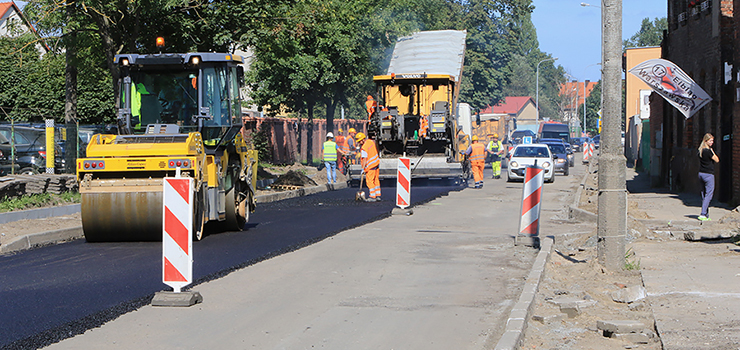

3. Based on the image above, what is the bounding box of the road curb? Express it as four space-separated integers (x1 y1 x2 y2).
0 182 347 255
494 235 554 350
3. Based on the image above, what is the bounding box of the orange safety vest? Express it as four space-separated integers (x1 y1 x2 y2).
366 99 377 119
470 143 486 165
361 140 380 171
336 135 348 154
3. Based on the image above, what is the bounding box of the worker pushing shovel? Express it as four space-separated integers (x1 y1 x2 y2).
355 132 381 202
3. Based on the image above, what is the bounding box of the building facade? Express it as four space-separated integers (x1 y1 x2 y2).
659 0 734 203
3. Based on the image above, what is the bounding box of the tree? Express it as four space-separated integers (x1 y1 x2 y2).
623 17 667 48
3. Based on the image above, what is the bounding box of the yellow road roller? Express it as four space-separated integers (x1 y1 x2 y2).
76 51 257 242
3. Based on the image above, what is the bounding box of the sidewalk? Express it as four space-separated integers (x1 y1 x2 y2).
627 168 740 349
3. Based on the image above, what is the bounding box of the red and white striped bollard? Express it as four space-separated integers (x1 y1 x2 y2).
515 162 544 248
392 157 413 215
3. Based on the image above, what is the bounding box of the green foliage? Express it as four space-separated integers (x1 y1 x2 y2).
623 17 668 48
624 247 641 271
253 124 273 163
0 192 80 212
578 81 601 134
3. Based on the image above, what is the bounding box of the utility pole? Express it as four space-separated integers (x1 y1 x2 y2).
64 1 78 174
598 0 626 269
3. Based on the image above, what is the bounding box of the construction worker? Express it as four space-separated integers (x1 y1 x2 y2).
463 135 486 188
336 128 348 174
486 133 504 179
347 128 358 165
419 115 429 139
365 95 377 119
323 132 338 184
356 132 381 201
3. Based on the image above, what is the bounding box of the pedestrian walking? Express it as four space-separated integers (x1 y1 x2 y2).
356 132 381 201
323 132 338 184
698 133 719 221
486 133 504 179
463 135 486 188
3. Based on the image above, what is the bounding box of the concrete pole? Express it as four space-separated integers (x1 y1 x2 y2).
598 0 626 270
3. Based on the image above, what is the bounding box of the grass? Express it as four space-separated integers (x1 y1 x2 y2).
0 192 81 213
624 247 641 271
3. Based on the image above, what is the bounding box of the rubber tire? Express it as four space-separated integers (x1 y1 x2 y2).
547 174 555 183
19 167 39 175
506 173 514 182
563 166 569 176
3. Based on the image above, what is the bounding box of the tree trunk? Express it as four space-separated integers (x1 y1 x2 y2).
64 3 77 174
90 13 119 108
306 100 314 164
325 94 338 134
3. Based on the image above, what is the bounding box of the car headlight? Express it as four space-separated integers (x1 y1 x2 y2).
510 161 518 168
556 159 565 163
542 162 551 168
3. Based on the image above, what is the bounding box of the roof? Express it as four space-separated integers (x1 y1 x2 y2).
0 2 13 16
480 96 535 115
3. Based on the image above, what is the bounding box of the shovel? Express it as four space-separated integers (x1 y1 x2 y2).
355 172 366 201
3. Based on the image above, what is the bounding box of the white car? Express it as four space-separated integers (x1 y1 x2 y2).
506 144 555 183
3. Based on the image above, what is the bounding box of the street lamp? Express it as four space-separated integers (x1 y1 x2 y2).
536 57 558 121
580 2 601 8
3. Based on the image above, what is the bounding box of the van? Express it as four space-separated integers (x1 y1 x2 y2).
538 122 570 146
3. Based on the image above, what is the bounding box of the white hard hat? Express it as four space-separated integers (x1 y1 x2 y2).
326 132 334 138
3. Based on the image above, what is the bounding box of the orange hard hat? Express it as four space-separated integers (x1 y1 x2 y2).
367 95 374 100
355 132 366 142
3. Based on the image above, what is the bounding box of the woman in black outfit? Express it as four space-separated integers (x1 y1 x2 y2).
697 133 719 221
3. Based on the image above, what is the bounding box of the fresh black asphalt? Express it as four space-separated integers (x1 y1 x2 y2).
0 181 460 349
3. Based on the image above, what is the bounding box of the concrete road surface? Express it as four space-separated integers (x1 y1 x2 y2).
45 166 583 349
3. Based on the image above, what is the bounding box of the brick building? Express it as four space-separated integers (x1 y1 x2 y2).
659 0 735 203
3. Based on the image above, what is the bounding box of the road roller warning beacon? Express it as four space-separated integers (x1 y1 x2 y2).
77 42 257 242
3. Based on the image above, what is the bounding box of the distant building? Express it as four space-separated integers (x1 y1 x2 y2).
0 1 49 55
480 96 537 137
658 0 734 202
559 81 597 136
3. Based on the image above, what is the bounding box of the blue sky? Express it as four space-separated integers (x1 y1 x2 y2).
531 1 667 82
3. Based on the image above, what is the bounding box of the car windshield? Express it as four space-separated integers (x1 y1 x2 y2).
513 146 550 158
547 144 566 154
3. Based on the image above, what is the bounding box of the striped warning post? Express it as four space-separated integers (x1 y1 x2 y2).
162 177 194 293
589 142 595 158
396 157 411 209
517 164 544 246
582 141 590 163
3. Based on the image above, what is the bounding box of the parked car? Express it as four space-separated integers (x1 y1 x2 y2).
0 125 64 174
571 137 587 152
508 129 537 145
540 138 574 167
0 133 19 176
541 142 570 176
506 143 555 183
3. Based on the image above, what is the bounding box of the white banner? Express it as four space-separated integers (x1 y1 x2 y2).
628 59 712 119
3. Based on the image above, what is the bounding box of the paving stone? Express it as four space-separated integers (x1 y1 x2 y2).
597 320 646 335
532 314 564 324
611 285 647 303
559 302 581 318
612 332 650 344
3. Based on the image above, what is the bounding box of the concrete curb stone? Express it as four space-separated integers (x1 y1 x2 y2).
493 235 554 350
0 182 347 255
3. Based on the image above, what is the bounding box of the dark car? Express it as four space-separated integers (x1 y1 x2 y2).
541 142 569 176
0 126 64 174
540 138 574 167
509 129 537 145
571 137 587 152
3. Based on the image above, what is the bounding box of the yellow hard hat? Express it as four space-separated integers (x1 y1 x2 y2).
339 128 343 133
493 133 499 138
349 128 356 133
355 132 366 142
472 135 479 141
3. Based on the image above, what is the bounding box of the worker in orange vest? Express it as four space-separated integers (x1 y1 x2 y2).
336 128 348 174
463 135 486 188
419 115 429 139
365 95 377 119
356 132 381 201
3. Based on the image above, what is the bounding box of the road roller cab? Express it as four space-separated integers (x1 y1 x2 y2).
77 51 257 242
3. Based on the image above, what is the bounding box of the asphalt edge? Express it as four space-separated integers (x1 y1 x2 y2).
494 236 554 350
0 182 347 255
